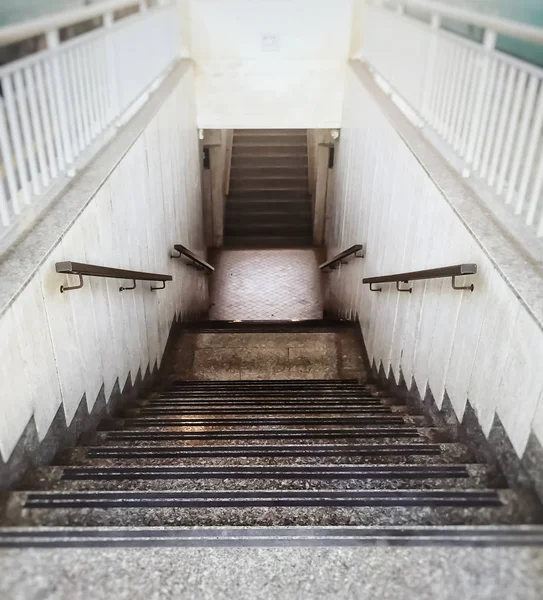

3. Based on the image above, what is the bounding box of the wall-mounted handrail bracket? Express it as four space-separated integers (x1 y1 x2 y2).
319 244 364 271
396 280 412 293
119 280 136 292
60 273 84 293
56 262 172 294
151 281 166 291
363 264 477 294
171 244 214 273
452 275 474 292
369 282 383 292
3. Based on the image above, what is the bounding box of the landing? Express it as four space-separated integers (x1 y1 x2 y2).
208 249 323 320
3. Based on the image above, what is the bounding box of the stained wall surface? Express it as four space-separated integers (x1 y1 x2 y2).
326 64 543 460
0 64 208 462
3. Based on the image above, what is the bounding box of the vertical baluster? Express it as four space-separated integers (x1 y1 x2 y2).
522 86 543 224
66 48 86 153
427 44 446 129
104 10 121 123
437 40 456 138
0 163 10 227
453 49 475 152
443 44 465 145
34 61 59 178
81 44 99 138
488 65 516 187
0 98 20 214
74 46 92 147
13 70 41 196
472 58 498 173
2 73 31 204
459 55 480 160
480 62 506 180
533 150 543 235
506 74 538 206
496 70 527 195
43 59 66 172
24 65 50 188
60 50 80 159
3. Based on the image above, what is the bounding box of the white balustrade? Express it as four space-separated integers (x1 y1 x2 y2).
362 0 543 240
0 0 180 247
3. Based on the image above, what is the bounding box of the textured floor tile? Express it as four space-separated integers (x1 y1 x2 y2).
209 249 323 321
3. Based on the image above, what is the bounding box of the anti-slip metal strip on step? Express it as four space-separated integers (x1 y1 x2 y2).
154 396 391 404
60 465 470 481
102 427 425 441
86 443 444 459
122 416 408 427
146 402 393 410
170 380 363 386
135 407 394 416
3 526 543 548
23 489 503 509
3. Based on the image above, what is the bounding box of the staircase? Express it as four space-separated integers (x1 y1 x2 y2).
224 130 313 248
1 321 542 546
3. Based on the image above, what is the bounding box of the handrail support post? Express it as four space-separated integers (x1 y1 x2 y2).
396 280 412 293
60 273 84 293
119 280 137 292
451 275 474 292
151 281 166 291
369 282 383 292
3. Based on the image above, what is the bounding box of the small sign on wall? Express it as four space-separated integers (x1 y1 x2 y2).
261 34 280 52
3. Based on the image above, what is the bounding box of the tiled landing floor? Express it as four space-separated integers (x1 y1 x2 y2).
208 249 323 321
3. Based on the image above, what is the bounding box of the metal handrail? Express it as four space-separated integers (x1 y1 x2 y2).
56 261 172 293
363 263 477 292
320 245 364 271
171 245 215 273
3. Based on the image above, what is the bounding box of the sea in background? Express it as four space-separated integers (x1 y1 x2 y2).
0 0 541 66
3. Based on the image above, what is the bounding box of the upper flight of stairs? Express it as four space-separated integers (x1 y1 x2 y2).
224 130 313 248
1 321 542 546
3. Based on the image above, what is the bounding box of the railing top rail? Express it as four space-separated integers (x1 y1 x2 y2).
172 245 215 273
0 0 170 47
363 264 477 284
379 0 543 45
319 244 364 270
56 261 172 282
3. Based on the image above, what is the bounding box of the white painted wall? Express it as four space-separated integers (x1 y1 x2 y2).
189 0 353 128
0 67 208 462
326 64 543 460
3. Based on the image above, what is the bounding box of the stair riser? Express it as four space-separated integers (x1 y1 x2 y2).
234 134 307 145
232 145 307 157
229 190 309 199
231 156 307 168
223 237 314 249
230 167 308 178
230 178 309 191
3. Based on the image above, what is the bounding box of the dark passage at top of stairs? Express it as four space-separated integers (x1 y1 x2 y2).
224 129 313 249
1 320 542 546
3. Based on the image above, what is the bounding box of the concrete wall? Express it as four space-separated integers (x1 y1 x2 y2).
326 63 543 464
189 0 353 128
0 63 208 465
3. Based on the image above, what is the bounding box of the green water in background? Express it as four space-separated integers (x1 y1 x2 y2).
442 0 543 67
0 1 541 66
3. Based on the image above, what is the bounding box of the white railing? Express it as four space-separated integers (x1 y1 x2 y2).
0 0 180 247
361 0 543 240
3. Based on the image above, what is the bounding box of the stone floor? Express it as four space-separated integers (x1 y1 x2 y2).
208 249 324 321
2 546 543 599
168 330 365 381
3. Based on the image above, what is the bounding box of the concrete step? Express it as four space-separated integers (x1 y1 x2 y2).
234 129 307 135
224 224 312 237
231 156 307 168
229 177 309 190
2 524 543 547
5 489 530 528
83 426 449 446
230 166 308 178
228 189 310 199
232 145 307 157
225 209 312 223
233 134 307 145
223 236 314 249
26 464 492 492
59 442 473 467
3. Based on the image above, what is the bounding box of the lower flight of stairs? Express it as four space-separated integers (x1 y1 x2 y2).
1 321 543 546
224 130 313 248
